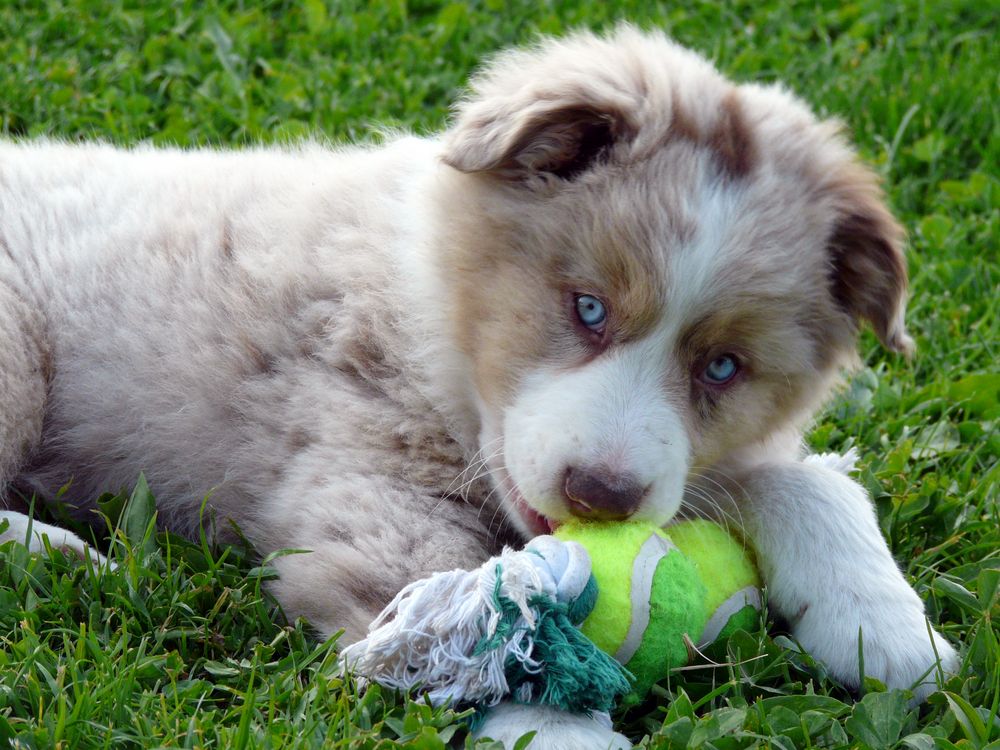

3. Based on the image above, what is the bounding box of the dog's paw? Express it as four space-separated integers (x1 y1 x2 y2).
0 511 114 569
793 595 959 702
474 703 630 750
741 460 959 704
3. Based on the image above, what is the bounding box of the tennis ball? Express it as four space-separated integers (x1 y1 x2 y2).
554 518 760 702
668 519 761 650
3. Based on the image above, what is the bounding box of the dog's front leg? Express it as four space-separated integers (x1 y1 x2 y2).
735 459 958 700
260 476 500 644
260 475 629 749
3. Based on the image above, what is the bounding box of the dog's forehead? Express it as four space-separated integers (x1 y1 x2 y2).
552 139 832 342
672 172 827 290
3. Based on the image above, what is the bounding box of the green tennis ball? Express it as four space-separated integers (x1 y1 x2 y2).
668 519 761 650
553 520 706 701
554 518 760 703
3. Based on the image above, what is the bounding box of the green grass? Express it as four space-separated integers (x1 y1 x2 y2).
1 0 997 747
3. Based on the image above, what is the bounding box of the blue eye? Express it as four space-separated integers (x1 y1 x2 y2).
702 354 739 385
575 295 607 330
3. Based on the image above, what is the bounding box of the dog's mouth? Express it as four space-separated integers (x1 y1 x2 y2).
510 488 560 536
488 459 559 537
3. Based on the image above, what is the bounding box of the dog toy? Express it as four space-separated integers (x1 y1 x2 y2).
340 519 759 717
340 536 632 716
555 518 761 702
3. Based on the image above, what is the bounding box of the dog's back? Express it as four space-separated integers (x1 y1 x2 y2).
0 138 471 537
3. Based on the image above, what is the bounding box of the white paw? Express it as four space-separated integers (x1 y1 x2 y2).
474 703 630 750
793 597 958 702
0 511 114 569
741 460 958 704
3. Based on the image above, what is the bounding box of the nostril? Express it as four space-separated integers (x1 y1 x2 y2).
564 466 647 520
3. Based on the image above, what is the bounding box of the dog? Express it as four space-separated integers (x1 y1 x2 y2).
0 26 958 749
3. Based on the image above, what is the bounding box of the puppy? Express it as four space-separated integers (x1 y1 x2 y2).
0 26 957 748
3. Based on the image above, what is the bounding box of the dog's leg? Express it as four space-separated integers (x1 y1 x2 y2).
261 475 630 749
474 704 630 750
0 280 47 490
260 475 503 643
0 510 111 566
0 284 107 562
733 459 958 700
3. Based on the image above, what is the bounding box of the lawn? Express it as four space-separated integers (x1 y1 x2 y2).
0 0 997 747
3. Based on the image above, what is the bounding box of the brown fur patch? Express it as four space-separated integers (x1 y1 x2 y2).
677 303 807 368
829 213 906 328
37 347 54 384
503 106 629 180
586 233 665 343
457 260 562 404
322 522 351 543
286 428 313 452
667 90 700 144
343 575 398 613
441 178 668 405
343 321 400 381
220 220 235 260
240 335 277 375
0 229 14 262
675 292 844 465
710 91 756 179
444 86 636 179
665 88 755 180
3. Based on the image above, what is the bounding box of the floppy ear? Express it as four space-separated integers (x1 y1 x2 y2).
443 101 632 180
445 103 632 180
441 38 639 181
827 163 914 355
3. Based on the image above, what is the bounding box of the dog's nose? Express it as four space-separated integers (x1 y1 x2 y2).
563 466 647 520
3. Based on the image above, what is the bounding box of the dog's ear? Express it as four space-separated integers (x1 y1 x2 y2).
442 42 638 180
827 162 914 355
444 101 632 180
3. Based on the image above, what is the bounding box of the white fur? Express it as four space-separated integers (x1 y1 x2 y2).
501 338 690 529
0 510 110 567
475 704 630 750
733 460 960 702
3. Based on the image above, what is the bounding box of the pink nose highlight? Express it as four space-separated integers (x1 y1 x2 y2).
563 466 647 520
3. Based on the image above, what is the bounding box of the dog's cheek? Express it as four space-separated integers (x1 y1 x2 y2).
698 398 768 463
454 267 579 412
690 371 825 463
499 374 578 515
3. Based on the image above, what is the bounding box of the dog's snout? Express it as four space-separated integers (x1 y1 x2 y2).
563 466 647 520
